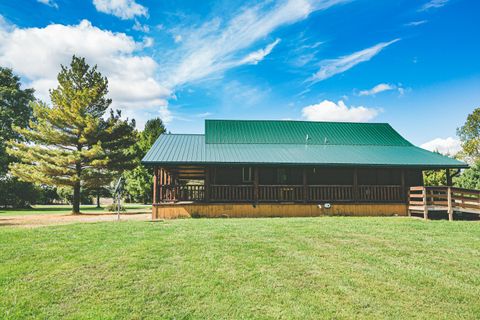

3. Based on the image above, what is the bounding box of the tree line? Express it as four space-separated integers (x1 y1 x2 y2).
1 56 164 213
424 110 480 187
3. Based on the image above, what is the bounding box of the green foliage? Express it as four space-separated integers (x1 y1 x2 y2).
124 165 152 203
105 203 126 212
0 67 37 208
0 176 40 208
457 107 480 160
455 162 480 189
124 118 166 203
0 67 35 174
137 118 166 153
7 56 136 213
423 170 446 186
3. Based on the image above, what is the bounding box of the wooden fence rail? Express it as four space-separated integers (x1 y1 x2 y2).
408 186 480 220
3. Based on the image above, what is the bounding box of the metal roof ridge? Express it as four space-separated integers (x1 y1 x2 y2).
162 133 205 136
204 119 391 125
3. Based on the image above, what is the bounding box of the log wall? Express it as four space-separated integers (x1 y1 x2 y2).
152 203 408 219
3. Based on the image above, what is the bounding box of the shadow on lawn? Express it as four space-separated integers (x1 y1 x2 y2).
410 211 480 221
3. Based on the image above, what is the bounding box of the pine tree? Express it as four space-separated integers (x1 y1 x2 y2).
7 56 136 214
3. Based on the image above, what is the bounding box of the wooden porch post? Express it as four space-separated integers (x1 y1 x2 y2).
254 167 259 204
353 168 358 202
400 169 406 202
153 167 158 204
204 167 210 203
423 187 428 220
159 168 164 202
446 168 452 186
303 167 308 203
447 186 453 221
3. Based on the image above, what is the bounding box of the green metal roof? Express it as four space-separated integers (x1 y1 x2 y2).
142 120 467 168
205 120 412 146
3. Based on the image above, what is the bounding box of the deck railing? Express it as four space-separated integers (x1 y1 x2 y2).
158 184 404 203
211 185 254 202
408 186 480 220
308 185 353 201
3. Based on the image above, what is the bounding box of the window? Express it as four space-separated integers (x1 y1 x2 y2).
242 167 253 183
277 168 288 184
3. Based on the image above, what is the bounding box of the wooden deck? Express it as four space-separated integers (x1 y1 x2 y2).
408 186 480 220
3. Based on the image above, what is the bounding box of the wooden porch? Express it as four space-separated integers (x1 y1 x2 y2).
408 186 480 221
152 166 414 204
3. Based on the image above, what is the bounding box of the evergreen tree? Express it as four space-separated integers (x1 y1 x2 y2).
125 118 166 203
7 56 136 213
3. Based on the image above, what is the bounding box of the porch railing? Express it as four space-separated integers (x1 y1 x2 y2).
157 184 404 203
408 186 480 220
211 185 254 202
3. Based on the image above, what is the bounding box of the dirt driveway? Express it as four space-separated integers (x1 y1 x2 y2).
0 213 151 228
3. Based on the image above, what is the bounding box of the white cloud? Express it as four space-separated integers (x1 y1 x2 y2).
405 20 428 27
309 39 400 83
359 83 395 96
173 34 183 43
420 137 461 155
37 0 58 8
239 38 281 65
132 20 149 32
419 0 449 11
93 0 148 20
358 83 406 96
301 100 380 122
163 0 348 87
0 19 172 125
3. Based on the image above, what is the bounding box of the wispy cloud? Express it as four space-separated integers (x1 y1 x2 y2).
162 0 348 87
132 20 149 32
358 83 407 96
37 0 58 9
405 20 428 27
419 0 449 11
93 0 148 20
308 39 400 83
239 38 281 65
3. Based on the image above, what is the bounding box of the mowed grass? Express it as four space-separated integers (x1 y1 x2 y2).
1 217 479 319
0 204 151 216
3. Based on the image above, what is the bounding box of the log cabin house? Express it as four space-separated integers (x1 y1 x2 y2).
142 120 467 219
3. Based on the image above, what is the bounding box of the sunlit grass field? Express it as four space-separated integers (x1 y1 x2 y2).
0 204 151 216
1 217 479 319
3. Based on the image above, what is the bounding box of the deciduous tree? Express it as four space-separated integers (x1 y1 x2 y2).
125 118 166 203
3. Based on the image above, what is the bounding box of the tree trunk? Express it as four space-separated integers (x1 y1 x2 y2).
96 192 101 208
72 182 81 214
73 158 82 214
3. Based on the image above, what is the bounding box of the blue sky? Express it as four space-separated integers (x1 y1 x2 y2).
0 0 479 153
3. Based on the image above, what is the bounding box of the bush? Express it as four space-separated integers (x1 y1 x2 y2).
106 203 126 212
0 176 40 208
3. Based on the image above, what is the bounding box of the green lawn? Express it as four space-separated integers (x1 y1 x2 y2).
1 217 479 319
0 204 151 216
